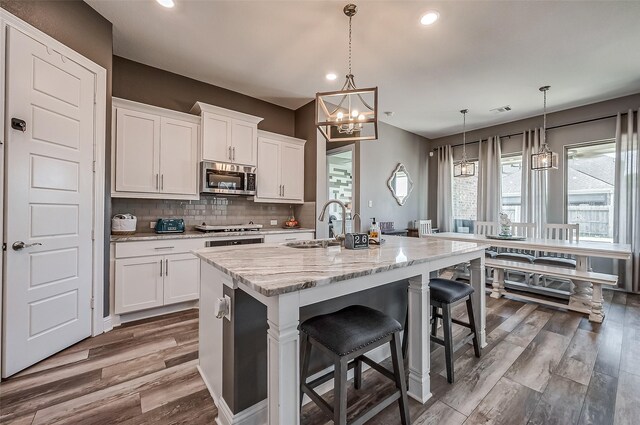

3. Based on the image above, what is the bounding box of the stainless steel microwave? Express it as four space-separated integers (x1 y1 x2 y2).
200 161 257 196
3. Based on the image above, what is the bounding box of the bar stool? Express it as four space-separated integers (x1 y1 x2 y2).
300 305 410 425
429 278 481 383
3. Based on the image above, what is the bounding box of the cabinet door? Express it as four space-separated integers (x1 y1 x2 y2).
115 108 160 193
280 142 305 201
164 254 200 305
115 257 164 314
202 112 232 163
257 137 281 199
160 117 198 195
231 119 257 166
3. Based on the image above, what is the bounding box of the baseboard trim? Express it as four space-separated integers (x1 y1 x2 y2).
113 302 198 326
103 316 114 333
215 394 268 425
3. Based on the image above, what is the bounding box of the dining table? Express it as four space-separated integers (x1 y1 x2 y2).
425 232 632 322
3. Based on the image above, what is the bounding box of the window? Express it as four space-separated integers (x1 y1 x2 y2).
566 141 616 242
501 155 522 222
452 160 478 233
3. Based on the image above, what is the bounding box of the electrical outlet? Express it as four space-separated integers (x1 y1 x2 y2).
270 219 278 226
368 200 373 208
150 221 156 229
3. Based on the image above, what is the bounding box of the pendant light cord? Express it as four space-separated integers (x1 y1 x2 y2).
542 88 547 147
348 15 352 76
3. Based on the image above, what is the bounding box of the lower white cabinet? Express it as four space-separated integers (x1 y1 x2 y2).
114 240 201 314
164 253 200 305
263 231 314 243
115 256 165 314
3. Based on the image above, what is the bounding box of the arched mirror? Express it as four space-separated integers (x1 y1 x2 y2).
387 163 414 206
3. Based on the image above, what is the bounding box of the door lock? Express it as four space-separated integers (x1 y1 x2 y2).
12 241 42 251
11 118 27 132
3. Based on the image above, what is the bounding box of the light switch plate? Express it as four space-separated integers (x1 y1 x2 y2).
150 221 156 229
270 219 278 226
368 200 373 207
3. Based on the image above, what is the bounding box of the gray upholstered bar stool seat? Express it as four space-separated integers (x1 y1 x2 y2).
430 278 481 384
300 305 410 425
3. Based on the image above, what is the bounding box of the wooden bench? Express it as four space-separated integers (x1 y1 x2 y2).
485 258 618 322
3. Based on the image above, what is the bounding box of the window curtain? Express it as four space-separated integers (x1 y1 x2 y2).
613 109 640 293
521 128 547 237
437 145 453 232
477 136 502 222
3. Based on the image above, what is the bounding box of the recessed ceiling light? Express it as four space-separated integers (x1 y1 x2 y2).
420 11 439 26
326 73 337 81
157 0 175 8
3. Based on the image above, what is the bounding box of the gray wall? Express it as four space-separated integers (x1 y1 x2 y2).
113 56 295 137
1 0 114 316
357 122 429 232
295 100 318 202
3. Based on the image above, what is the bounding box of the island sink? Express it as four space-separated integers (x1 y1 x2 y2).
284 239 342 249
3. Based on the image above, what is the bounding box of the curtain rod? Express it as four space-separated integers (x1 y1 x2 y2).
433 113 619 151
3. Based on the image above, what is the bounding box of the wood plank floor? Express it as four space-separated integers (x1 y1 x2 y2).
1 292 639 424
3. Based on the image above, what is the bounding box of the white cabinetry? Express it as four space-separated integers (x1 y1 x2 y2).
254 130 306 204
112 98 199 200
191 102 263 166
263 231 315 243
114 239 201 314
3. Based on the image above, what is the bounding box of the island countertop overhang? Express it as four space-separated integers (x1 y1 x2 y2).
194 236 488 297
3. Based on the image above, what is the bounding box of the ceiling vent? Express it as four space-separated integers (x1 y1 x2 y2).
490 105 512 113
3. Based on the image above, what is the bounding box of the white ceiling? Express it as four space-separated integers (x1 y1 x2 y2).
86 0 640 139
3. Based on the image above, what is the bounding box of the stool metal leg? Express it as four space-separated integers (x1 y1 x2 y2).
300 333 312 408
442 304 454 383
431 305 438 337
391 332 410 425
334 357 349 425
401 308 408 359
466 297 481 358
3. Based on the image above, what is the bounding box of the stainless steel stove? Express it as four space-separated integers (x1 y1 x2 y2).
195 222 263 233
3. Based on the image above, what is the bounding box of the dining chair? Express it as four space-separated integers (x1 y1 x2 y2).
496 222 537 284
418 220 433 238
474 221 498 236
535 223 580 286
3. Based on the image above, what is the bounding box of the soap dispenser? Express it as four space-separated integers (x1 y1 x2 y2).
369 218 380 244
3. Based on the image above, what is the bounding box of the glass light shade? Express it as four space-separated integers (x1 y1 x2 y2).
531 150 559 170
454 159 475 177
316 86 378 142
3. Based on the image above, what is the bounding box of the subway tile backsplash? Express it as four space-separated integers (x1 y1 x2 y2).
111 196 310 233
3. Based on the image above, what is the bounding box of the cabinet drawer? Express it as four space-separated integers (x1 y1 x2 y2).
115 238 206 258
263 232 314 243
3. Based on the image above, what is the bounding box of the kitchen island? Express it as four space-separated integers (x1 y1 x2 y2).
195 236 487 425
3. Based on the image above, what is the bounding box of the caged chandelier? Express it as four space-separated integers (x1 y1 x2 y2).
316 4 378 142
454 109 475 177
531 85 558 171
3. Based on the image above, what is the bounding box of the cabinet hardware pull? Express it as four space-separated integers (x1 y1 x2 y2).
161 174 164 191
156 174 159 190
160 259 163 277
165 259 169 276
282 185 285 197
229 146 232 160
154 246 175 250
233 147 236 161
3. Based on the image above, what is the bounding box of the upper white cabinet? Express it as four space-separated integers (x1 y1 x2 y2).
254 130 306 204
191 102 263 166
112 98 199 200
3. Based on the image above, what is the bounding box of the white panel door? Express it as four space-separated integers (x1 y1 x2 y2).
3 27 95 376
231 119 257 166
115 257 164 314
257 137 281 199
280 143 304 201
160 117 198 195
164 254 200 305
202 113 231 163
115 107 160 193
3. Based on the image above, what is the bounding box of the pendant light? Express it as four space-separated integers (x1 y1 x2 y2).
454 109 475 177
531 85 558 170
316 4 378 142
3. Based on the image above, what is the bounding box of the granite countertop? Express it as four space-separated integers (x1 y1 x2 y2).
110 228 315 242
194 236 487 297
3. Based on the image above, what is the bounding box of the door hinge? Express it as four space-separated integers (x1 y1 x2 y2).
92 161 96 172
90 297 95 309
91 230 95 241
2 243 6 251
